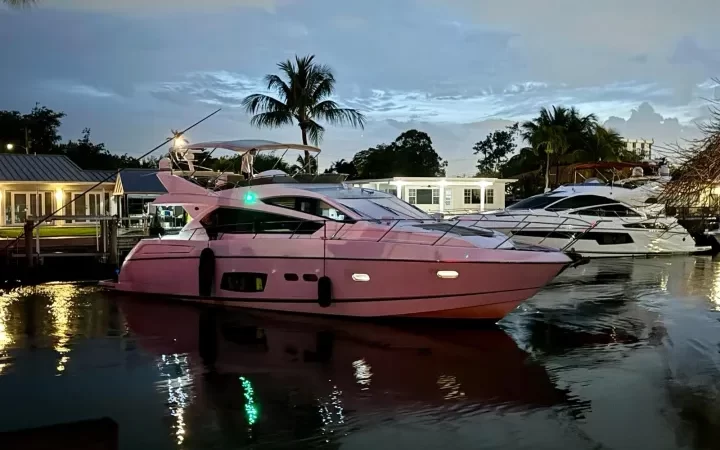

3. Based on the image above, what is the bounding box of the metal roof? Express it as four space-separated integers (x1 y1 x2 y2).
0 153 115 183
116 169 167 194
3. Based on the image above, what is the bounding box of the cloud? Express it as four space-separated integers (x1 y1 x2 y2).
41 0 286 14
604 103 703 157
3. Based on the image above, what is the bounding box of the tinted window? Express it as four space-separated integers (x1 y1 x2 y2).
264 197 353 222
570 204 641 217
547 195 619 211
507 195 566 210
200 207 323 236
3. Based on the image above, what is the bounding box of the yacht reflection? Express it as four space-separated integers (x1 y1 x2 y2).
119 297 582 444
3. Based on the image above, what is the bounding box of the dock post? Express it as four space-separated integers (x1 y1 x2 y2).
109 217 119 267
100 220 107 255
24 220 34 269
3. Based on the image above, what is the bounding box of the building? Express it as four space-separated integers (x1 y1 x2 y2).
623 138 654 160
0 153 116 227
112 169 170 227
349 177 516 215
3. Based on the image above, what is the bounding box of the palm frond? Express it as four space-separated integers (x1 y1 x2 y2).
249 111 294 129
305 120 325 145
312 101 365 129
241 93 289 115
264 74 291 101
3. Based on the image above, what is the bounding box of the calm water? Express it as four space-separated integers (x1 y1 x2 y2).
2 258 720 449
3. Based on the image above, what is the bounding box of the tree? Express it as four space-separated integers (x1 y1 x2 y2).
473 123 518 176
325 159 358 179
0 104 65 154
208 153 292 174
242 54 366 162
352 130 447 178
520 106 597 191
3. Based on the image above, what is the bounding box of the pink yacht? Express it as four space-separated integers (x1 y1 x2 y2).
102 140 578 320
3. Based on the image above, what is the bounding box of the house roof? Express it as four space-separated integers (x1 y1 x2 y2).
0 153 115 183
114 169 166 195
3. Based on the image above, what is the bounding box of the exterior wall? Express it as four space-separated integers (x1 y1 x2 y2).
623 139 654 160
352 180 509 214
0 182 114 226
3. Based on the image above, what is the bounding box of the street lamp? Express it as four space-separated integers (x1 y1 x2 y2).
6 143 28 154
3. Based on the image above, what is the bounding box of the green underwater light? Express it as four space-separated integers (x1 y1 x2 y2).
243 191 258 205
240 376 259 425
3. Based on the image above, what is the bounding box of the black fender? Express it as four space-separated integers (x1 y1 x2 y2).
198 248 216 297
318 276 332 307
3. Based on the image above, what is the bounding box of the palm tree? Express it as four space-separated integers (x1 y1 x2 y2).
242 55 366 165
521 106 598 190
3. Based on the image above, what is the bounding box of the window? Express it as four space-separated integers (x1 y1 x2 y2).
547 195 619 211
220 272 267 292
264 196 352 222
200 207 323 237
485 188 494 204
408 188 439 205
444 189 452 208
336 197 432 220
507 195 567 210
464 189 481 204
570 204 641 217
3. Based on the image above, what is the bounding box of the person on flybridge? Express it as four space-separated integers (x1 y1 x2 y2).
241 149 257 180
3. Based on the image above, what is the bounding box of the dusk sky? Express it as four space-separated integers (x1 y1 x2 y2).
1 0 718 174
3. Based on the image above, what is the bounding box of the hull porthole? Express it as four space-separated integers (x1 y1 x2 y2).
318 276 332 308
199 248 216 297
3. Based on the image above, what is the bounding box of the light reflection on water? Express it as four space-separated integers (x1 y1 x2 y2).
0 258 720 448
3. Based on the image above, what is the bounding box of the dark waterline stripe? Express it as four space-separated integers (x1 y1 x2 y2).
109 285 545 304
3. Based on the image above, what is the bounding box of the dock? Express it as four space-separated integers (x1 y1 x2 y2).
1 216 151 284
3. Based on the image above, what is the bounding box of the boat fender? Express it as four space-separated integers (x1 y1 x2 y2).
199 248 216 297
318 276 332 307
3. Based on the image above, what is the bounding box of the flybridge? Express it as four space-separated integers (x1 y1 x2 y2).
166 138 348 187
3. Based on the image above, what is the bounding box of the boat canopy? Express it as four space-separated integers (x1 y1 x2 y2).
182 140 321 155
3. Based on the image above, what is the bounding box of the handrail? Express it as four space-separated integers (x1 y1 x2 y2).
166 212 642 251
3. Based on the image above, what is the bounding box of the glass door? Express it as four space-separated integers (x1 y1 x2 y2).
13 193 27 224
88 193 101 217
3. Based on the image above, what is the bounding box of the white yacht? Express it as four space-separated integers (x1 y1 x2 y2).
455 181 710 258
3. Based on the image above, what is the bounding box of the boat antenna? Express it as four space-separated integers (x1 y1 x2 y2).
2 108 222 252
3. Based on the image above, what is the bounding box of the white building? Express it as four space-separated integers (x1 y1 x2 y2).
350 177 516 215
623 138 654 160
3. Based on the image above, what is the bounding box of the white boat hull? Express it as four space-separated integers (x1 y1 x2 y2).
461 213 710 258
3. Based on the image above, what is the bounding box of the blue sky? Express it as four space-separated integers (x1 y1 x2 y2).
0 0 718 174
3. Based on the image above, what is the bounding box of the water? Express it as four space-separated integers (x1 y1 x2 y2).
1 257 720 449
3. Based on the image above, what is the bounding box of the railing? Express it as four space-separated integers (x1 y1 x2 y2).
174 214 604 252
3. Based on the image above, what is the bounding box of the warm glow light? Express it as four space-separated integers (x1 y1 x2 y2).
173 136 187 149
437 270 459 279
55 188 63 204
352 273 370 282
5 143 13 151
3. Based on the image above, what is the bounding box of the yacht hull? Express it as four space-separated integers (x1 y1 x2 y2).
492 227 710 258
102 242 569 321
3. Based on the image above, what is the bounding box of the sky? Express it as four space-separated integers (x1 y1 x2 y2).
1 0 719 175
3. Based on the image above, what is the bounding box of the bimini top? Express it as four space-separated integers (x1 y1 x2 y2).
183 140 321 155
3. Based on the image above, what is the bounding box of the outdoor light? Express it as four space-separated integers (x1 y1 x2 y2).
55 189 63 204
173 136 187 148
6 143 13 150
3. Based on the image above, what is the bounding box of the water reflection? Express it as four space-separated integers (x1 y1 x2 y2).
117 297 578 448
2 259 720 448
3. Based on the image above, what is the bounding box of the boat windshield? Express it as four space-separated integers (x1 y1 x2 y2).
507 194 567 210
336 197 433 220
